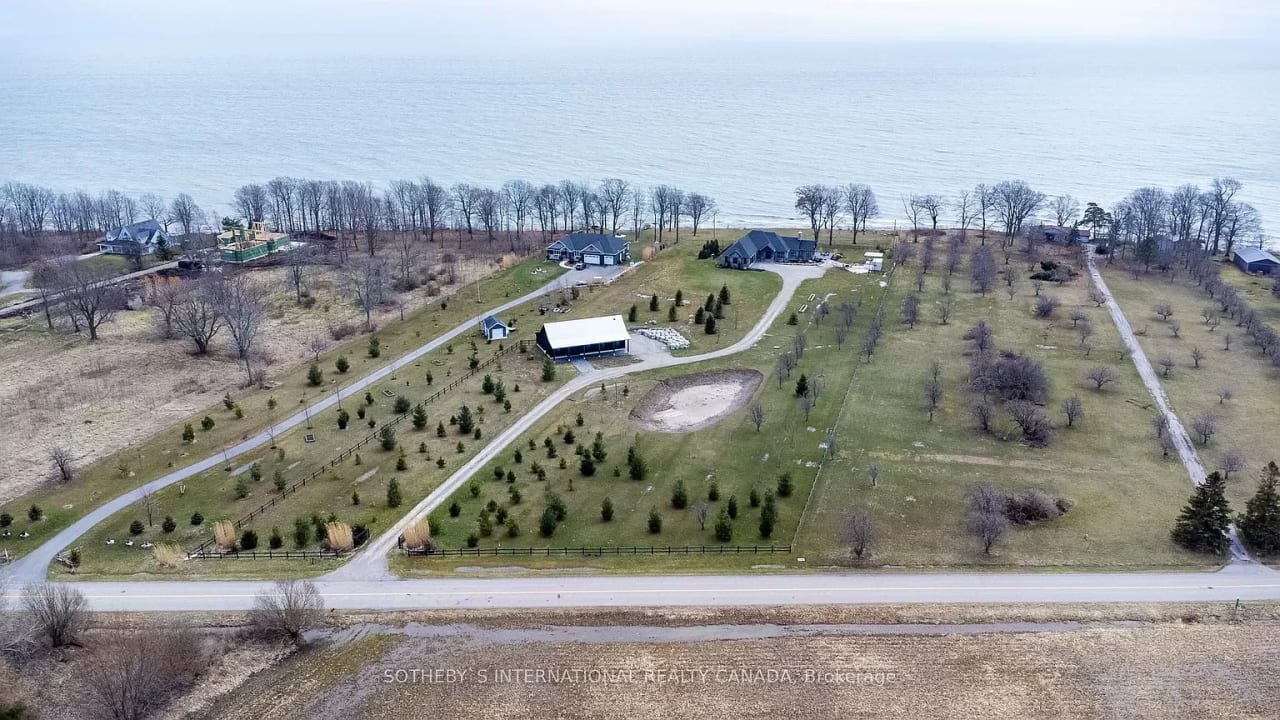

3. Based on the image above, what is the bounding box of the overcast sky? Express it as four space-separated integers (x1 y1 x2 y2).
2 0 1277 54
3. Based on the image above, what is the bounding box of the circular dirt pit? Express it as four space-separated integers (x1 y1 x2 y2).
630 369 764 433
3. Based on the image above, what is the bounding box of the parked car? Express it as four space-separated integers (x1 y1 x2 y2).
574 262 587 270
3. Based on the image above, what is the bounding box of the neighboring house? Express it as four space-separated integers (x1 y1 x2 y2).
217 222 290 264
1040 225 1089 244
536 315 629 360
479 315 510 341
718 230 817 269
545 233 631 266
98 219 169 256
1232 247 1280 275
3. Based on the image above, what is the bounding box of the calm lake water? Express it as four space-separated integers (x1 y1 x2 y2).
1 41 1276 231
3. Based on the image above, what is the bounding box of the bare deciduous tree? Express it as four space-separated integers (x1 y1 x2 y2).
213 273 269 384
1191 412 1219 445
901 294 920 328
841 511 877 560
249 579 324 644
970 400 995 433
938 296 953 325
693 501 710 531
1157 354 1176 377
172 279 223 355
1088 287 1107 307
1218 448 1246 480
867 464 881 488
62 262 122 341
24 583 88 647
1217 387 1233 404
1190 346 1205 368
1085 366 1117 390
344 256 389 332
1061 396 1083 428
842 183 878 245
78 625 206 720
748 402 765 431
49 446 75 484
1033 294 1060 318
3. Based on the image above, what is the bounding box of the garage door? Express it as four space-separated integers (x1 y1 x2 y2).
602 255 615 265
583 254 602 265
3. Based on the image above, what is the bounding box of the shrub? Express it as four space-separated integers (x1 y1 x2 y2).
129 519 145 536
23 584 88 648
506 519 520 538
580 457 596 476
223 393 235 410
307 364 323 386
714 507 733 542
182 423 195 443
325 522 354 552
337 408 350 429
357 406 366 420
27 505 42 521
396 455 407 471
671 479 688 509
449 501 461 517
274 469 286 492
787 312 798 326
473 427 482 440
240 529 259 550
249 462 262 482
234 476 250 499
394 395 411 414
648 507 663 534
153 543 184 568
200 416 215 432
1004 489 1064 524
190 511 204 526
162 515 176 533
601 497 614 522
478 512 493 537
234 404 244 419
0 512 10 528
351 491 361 506
335 355 350 373
466 533 479 548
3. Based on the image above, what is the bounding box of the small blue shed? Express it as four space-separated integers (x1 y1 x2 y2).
479 315 510 341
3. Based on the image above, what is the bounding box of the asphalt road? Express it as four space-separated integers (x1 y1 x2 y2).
6 564 1278 612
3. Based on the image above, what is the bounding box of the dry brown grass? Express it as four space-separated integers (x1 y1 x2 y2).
153 543 185 568
212 520 237 551
401 517 431 551
324 521 353 553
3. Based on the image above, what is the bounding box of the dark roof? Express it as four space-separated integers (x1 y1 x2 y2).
480 315 508 331
724 230 816 258
549 233 630 256
1234 247 1279 265
103 219 164 245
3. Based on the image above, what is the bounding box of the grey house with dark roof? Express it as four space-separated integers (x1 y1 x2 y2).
1232 247 1280 275
718 230 817 268
545 233 631 266
98 219 169 256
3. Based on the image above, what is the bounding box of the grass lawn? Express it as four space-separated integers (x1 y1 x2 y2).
412 268 888 565
406 239 1212 574
1 255 566 560
37 234 785 578
797 244 1208 568
1100 262 1280 512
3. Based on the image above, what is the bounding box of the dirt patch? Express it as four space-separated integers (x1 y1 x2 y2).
629 369 763 433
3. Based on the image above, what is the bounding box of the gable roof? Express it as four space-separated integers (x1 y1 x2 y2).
480 315 509 331
104 219 164 245
540 315 629 349
549 233 629 256
724 230 815 258
1234 247 1279 265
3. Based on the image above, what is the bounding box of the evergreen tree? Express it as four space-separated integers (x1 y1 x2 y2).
649 293 659 312
412 403 428 430
601 497 614 522
386 477 403 508
695 307 706 324
648 507 663 534
336 355 350 373
777 472 794 498
162 515 176 533
394 395 411 414
714 507 733 542
182 423 195 443
457 405 475 434
293 517 311 547
628 304 638 322
719 284 731 305
307 363 323 386
675 289 684 306
1240 462 1280 556
668 304 678 322
704 315 717 334
671 479 688 509
1171 471 1231 554
539 507 559 537
794 374 809 398
542 358 556 382
727 495 739 519
269 527 284 549
379 424 397 451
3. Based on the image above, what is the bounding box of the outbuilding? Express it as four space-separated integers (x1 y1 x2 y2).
535 315 630 360
479 315 510 341
1232 247 1280 275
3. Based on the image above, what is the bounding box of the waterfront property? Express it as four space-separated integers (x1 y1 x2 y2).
217 221 290 264
718 230 817 269
545 233 631 266
98 219 169 256
479 314 511 341
535 315 629 360
1232 246 1280 275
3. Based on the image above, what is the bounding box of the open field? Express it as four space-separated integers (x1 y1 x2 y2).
194 609 1280 719
1100 260 1280 512
25 233 786 577
414 268 880 563
404 236 1212 575
0 252 564 561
